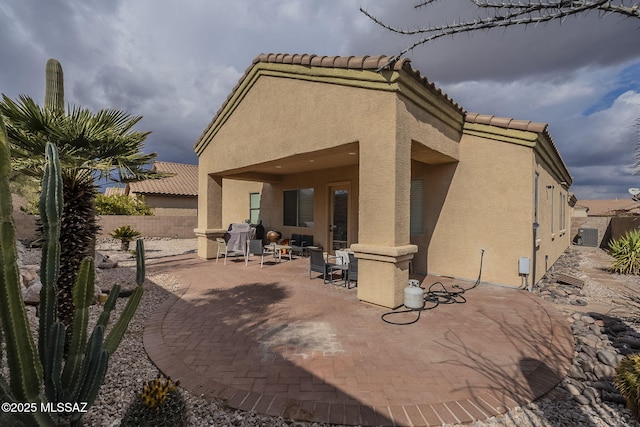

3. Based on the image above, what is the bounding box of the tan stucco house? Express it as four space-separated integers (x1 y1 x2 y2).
194 53 573 309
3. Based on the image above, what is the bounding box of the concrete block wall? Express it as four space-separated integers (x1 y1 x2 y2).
98 216 197 238
609 217 640 242
570 216 611 248
12 213 197 240
13 209 38 240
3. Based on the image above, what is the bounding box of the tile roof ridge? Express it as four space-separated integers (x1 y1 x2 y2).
465 112 548 133
252 53 463 112
257 53 398 70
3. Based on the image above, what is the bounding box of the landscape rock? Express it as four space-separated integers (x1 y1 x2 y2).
22 279 42 305
597 349 620 367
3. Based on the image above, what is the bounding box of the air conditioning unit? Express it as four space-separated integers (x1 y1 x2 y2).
577 228 598 247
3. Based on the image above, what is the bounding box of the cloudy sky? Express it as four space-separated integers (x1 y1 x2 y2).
1 0 639 200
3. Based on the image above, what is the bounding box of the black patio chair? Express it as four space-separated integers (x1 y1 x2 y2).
291 234 315 257
345 252 358 288
290 233 304 256
309 248 333 283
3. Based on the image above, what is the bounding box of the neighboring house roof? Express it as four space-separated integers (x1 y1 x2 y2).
103 187 126 196
195 53 465 152
127 161 198 197
578 199 640 216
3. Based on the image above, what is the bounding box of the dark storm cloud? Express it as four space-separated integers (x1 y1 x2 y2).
354 0 640 83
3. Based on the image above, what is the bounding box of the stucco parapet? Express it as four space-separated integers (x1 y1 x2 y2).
351 244 418 263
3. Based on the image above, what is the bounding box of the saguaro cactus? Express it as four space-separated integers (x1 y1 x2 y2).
45 58 64 113
0 111 146 426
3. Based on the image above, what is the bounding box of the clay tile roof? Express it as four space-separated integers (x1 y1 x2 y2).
128 161 198 197
465 113 547 133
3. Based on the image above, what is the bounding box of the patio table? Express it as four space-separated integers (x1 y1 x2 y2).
265 243 292 263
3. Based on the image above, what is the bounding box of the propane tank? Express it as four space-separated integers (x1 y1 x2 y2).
404 279 424 310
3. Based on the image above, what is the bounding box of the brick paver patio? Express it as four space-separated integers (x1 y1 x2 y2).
143 254 573 426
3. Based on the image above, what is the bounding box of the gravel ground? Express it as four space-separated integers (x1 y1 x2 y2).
13 239 640 426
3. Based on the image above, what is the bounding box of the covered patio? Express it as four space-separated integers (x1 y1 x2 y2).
194 54 463 309
144 254 573 426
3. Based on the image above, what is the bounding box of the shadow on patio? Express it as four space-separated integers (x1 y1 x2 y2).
142 254 573 426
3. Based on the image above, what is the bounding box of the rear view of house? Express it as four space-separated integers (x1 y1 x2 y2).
194 53 573 309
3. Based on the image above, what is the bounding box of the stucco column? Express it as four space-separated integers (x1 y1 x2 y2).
195 173 226 259
352 136 417 308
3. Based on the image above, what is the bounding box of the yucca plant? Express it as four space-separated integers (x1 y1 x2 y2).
608 229 640 274
0 112 146 426
614 353 640 419
121 376 187 427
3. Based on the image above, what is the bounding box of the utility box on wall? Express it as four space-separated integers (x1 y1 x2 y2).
518 257 530 275
577 228 598 247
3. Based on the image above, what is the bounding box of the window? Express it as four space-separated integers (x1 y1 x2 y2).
559 192 566 231
249 192 260 224
283 188 314 227
551 187 555 234
410 179 424 234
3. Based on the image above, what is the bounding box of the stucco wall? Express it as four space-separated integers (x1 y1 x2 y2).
258 165 359 250
198 76 395 175
412 133 570 287
221 179 264 226
532 153 572 282
416 134 534 286
139 195 197 216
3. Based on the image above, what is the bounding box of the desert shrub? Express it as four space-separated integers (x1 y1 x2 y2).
608 229 640 274
121 376 187 427
614 353 640 419
96 193 152 215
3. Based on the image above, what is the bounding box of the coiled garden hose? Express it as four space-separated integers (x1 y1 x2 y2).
381 249 485 325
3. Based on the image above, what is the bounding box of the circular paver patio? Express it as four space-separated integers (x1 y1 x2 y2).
143 255 573 426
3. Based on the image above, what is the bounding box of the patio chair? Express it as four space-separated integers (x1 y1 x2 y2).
290 234 314 257
245 239 274 267
216 238 244 265
289 233 303 256
345 252 358 288
309 248 334 283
